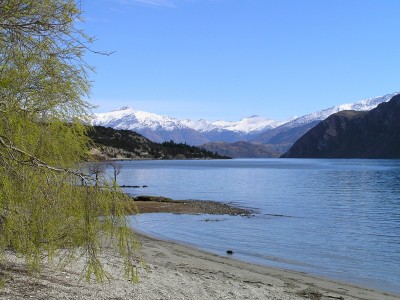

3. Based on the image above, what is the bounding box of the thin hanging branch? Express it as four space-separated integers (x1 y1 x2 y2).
0 135 90 181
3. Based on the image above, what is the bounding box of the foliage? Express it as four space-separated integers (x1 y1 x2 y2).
0 0 140 282
161 140 229 159
88 125 230 159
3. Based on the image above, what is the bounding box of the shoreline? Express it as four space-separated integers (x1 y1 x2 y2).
2 231 399 299
129 197 400 299
136 231 400 300
1 195 398 299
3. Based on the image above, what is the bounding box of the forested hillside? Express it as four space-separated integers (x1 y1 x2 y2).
88 126 230 160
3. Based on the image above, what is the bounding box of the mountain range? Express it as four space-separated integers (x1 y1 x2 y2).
282 94 400 158
92 92 398 157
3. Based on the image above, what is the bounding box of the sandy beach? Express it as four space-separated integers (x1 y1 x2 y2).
1 195 398 300
1 229 399 300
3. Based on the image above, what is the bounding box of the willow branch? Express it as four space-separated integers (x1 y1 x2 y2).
0 135 90 181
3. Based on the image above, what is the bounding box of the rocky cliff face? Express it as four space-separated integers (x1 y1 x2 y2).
282 94 400 158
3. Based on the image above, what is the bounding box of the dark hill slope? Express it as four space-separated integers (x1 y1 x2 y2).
251 121 321 145
201 141 290 158
88 126 229 160
282 94 400 158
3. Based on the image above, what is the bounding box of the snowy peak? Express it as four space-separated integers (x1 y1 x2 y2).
117 106 133 111
94 106 188 131
210 115 285 133
181 114 285 133
94 106 138 129
281 92 399 129
93 108 284 134
181 119 217 132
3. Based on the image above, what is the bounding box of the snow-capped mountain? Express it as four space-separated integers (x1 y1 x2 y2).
180 115 287 134
250 92 399 145
93 106 187 131
93 106 210 144
94 107 283 134
92 106 288 144
91 92 399 146
210 115 285 133
280 92 399 129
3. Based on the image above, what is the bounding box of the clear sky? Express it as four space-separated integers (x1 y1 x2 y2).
82 0 400 121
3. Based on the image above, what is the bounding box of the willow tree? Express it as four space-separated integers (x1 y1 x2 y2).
0 0 139 282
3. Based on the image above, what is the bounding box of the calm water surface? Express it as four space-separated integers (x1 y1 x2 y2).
106 159 400 295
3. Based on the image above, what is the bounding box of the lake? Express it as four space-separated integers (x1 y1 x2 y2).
104 159 400 295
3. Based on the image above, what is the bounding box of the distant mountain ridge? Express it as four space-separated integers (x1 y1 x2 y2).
91 92 399 154
92 107 289 145
201 141 290 158
282 94 400 158
250 92 398 145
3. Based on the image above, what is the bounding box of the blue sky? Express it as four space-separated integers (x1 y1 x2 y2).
82 0 400 121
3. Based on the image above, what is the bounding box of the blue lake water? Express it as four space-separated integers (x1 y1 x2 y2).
105 159 400 295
